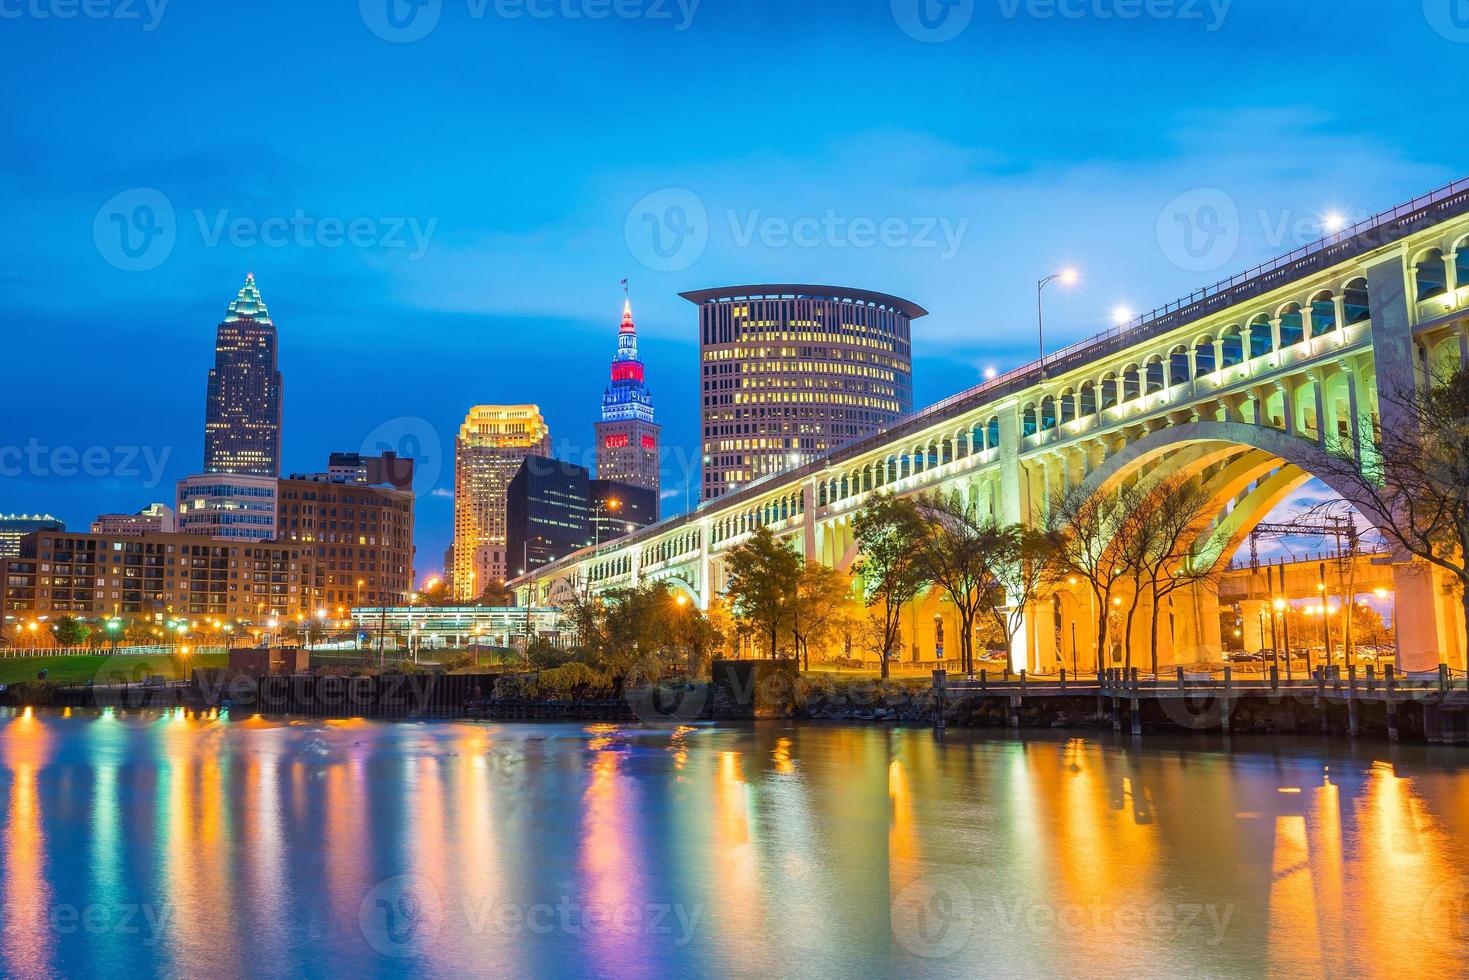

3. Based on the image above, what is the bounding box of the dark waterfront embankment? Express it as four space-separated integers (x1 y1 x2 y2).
4 659 1467 744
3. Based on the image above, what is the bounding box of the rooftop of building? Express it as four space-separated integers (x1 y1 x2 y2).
678 284 928 319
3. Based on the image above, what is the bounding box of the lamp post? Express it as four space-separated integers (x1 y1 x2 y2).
1036 267 1079 379
593 498 622 550
1274 598 1293 681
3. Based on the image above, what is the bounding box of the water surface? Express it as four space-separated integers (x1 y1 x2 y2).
0 709 1466 978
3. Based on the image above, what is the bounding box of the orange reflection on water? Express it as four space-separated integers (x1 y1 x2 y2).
0 711 54 979
709 750 761 948
579 740 646 975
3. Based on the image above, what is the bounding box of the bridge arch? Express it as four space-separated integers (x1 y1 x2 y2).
1073 421 1379 571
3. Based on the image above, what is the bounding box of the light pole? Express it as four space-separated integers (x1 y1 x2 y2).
1036 267 1078 379
593 498 622 550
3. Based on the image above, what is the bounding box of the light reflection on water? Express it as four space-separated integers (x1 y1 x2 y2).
0 709 1466 978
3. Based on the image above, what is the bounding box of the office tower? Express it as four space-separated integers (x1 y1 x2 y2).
684 284 923 500
452 405 550 598
203 272 283 476
595 299 661 509
505 456 592 576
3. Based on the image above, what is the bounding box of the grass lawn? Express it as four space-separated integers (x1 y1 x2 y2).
0 652 230 686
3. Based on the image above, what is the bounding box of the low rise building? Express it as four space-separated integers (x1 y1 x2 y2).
276 475 416 610
0 528 308 621
92 503 176 536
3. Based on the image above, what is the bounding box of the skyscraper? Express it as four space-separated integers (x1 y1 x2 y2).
594 299 660 512
684 284 923 501
203 273 283 477
453 405 551 599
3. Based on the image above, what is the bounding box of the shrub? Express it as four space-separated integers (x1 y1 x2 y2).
536 662 608 699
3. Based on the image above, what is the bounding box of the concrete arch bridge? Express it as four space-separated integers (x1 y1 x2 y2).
515 180 1469 673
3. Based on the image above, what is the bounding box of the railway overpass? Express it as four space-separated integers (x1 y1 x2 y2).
513 179 1469 673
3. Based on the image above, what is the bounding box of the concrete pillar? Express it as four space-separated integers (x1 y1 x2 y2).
1032 597 1059 673
1311 371 1328 448
800 483 816 562
697 518 713 610
1277 380 1296 436
997 404 1024 526
1392 560 1464 672
1240 599 1266 652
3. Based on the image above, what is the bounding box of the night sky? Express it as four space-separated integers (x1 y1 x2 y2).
2 0 1465 576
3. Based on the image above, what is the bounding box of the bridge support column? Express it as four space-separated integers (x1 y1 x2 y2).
1032 598 1059 673
1392 561 1466 672
1240 599 1266 653
1174 587 1223 663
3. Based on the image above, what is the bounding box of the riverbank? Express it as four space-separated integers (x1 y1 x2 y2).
7 662 1466 744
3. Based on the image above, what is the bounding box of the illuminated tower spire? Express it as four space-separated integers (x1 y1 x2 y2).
594 290 661 509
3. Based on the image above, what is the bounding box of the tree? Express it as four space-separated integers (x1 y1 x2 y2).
124 619 155 646
913 492 994 676
476 580 516 607
723 525 802 659
984 524 1058 675
852 494 928 678
1049 481 1148 671
1315 364 1469 659
788 563 855 671
53 616 89 647
1131 477 1222 675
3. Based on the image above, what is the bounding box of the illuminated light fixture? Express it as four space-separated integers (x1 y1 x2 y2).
1111 305 1134 326
1058 267 1079 287
983 367 997 380
1323 211 1347 234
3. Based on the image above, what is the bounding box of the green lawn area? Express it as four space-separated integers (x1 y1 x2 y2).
0 652 230 686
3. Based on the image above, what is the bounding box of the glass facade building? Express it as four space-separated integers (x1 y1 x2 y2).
0 515 64 558
505 456 592 576
683 284 923 501
176 474 280 541
203 273 283 477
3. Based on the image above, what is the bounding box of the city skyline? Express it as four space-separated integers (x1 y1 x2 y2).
5 1 1469 580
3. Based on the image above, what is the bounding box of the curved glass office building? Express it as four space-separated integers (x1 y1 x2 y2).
683 284 924 501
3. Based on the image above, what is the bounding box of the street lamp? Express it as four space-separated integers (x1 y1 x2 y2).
593 498 622 550
1037 267 1079 378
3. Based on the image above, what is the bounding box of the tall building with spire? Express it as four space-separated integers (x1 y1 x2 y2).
203 273 283 476
595 299 661 513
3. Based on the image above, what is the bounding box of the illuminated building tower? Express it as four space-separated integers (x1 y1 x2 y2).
452 405 551 599
594 299 661 513
203 273 283 477
683 284 924 501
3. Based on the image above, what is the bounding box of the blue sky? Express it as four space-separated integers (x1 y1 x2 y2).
1 0 1464 575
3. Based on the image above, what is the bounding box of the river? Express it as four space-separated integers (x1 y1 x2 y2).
0 708 1465 978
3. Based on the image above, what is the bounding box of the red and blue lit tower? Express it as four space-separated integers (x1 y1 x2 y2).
594 298 661 512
